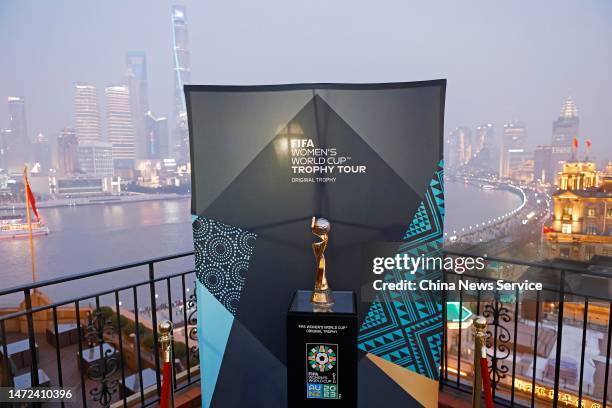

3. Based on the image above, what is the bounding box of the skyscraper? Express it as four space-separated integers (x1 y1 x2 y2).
500 121 527 179
171 5 192 164
32 132 51 174
553 96 579 149
0 128 11 172
474 124 494 154
145 111 169 159
74 83 102 143
5 96 30 173
470 124 495 172
125 51 150 159
551 96 579 180
447 127 472 169
105 85 136 172
57 127 79 176
534 145 553 184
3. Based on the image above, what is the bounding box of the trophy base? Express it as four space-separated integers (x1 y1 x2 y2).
311 288 335 309
286 290 357 407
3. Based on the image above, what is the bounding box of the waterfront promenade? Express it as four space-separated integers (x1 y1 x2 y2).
0 193 190 211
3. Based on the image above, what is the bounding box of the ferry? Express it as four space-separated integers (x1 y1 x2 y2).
481 184 496 191
0 214 50 239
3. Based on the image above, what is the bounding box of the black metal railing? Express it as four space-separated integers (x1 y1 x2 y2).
1 249 610 407
0 251 199 407
441 248 612 408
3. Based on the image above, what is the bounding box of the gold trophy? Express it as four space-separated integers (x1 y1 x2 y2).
310 217 334 308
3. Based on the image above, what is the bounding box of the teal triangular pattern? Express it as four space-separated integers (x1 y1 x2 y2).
358 160 444 380
404 202 431 238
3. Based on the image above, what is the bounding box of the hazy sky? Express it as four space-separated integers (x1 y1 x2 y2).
1 0 611 163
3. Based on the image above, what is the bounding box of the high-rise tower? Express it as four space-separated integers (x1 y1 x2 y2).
500 121 527 179
474 124 494 154
105 85 136 171
471 124 495 172
0 128 11 172
534 145 553 184
171 5 191 164
125 51 150 159
447 127 472 169
74 83 102 143
145 111 169 159
5 96 30 172
551 96 579 181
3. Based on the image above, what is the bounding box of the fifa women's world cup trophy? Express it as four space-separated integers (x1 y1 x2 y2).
286 216 358 406
310 217 334 308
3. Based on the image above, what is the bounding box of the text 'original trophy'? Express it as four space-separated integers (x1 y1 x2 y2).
286 217 358 407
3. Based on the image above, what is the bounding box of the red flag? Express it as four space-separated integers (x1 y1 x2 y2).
24 171 40 222
572 137 579 150
159 360 173 408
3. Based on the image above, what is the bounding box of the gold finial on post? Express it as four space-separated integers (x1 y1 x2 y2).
159 320 173 334
158 320 175 407
472 316 488 408
310 217 334 308
159 320 173 363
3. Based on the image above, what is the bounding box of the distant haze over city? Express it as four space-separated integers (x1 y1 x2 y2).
0 0 611 166
2 4 612 404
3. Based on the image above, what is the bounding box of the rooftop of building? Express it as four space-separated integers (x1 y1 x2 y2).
561 96 578 118
553 187 612 199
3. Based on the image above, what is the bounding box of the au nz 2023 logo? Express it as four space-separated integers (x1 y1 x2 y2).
305 344 339 399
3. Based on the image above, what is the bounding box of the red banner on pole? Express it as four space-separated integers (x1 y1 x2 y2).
25 182 40 222
23 169 40 222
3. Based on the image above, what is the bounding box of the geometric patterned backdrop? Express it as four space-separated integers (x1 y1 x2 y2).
358 160 444 380
187 81 446 407
193 216 257 316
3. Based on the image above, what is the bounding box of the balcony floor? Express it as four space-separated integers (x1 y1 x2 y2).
4 330 155 407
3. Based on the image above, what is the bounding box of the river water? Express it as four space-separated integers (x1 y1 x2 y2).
0 182 522 306
445 181 523 233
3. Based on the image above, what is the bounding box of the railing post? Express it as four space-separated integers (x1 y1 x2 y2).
149 262 162 396
552 270 566 408
457 287 464 388
23 289 39 388
472 316 487 408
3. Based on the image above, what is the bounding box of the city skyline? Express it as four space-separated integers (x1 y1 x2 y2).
0 0 611 169
0 4 610 406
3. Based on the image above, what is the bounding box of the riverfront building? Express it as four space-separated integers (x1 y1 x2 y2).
57 128 79 176
77 141 114 178
546 161 612 260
